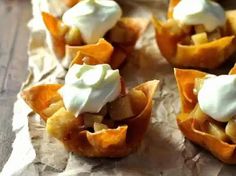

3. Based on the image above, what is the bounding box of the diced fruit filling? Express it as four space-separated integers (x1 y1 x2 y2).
191 77 236 144
64 26 82 46
57 18 134 46
164 19 225 46
42 88 147 134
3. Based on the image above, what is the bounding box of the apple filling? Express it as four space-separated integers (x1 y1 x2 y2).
163 19 225 46
53 19 136 47
42 88 147 139
190 77 236 144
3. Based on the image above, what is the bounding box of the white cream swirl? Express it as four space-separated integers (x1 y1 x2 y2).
173 0 225 32
59 64 121 116
62 0 122 44
198 75 236 122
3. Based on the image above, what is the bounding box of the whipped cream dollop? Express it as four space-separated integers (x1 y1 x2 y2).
173 0 225 32
62 0 122 44
59 64 121 116
198 75 236 122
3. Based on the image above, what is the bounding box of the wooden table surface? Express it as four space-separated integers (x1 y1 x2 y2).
0 0 31 171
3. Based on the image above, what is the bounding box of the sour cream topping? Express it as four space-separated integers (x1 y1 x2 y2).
62 0 122 44
59 64 121 116
173 0 225 32
198 75 236 122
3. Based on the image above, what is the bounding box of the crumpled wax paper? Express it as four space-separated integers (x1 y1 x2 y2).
1 0 236 175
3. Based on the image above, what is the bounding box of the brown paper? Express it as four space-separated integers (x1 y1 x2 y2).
1 0 236 175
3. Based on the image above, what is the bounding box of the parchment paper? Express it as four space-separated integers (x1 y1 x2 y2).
1 0 236 175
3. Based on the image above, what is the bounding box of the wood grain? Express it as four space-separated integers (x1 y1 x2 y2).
0 0 31 171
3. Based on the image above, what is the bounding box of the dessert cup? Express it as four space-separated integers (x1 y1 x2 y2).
152 0 236 69
175 65 236 164
21 63 159 157
42 1 148 68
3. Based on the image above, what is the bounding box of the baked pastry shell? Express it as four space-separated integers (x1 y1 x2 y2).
152 0 236 69
42 12 148 68
175 66 236 164
63 0 79 7
21 80 159 157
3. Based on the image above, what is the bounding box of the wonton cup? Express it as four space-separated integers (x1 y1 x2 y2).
21 80 158 157
66 39 113 67
42 11 147 68
152 0 236 69
64 0 79 7
175 65 236 164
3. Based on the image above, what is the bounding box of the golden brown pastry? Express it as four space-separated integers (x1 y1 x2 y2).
21 63 159 157
64 0 79 7
152 0 236 69
65 39 114 67
175 65 236 164
42 0 147 68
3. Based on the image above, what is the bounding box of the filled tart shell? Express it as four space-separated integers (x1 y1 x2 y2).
175 65 236 164
152 0 236 69
42 12 148 68
21 80 159 157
